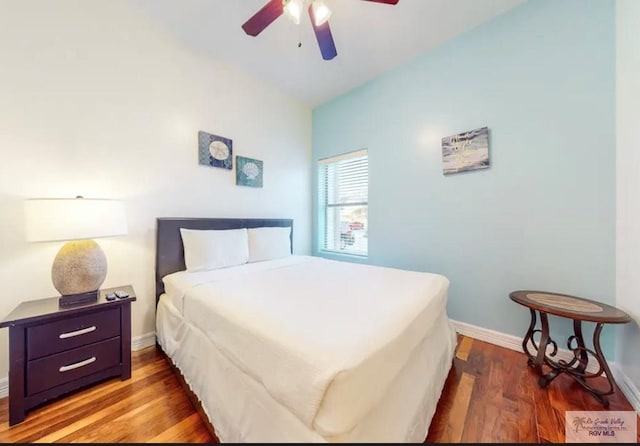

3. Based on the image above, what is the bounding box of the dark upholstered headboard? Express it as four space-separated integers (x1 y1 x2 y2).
155 218 293 303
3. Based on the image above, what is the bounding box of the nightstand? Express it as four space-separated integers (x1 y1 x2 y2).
0 286 136 426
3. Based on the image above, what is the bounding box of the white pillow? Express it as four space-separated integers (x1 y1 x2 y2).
247 227 292 263
180 228 249 272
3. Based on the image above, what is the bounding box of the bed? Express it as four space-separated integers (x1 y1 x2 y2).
154 217 457 443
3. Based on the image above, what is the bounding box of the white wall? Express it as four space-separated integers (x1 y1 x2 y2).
0 0 311 380
616 0 640 407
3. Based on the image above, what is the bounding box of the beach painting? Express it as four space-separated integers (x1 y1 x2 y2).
198 130 233 170
441 127 490 175
236 156 263 188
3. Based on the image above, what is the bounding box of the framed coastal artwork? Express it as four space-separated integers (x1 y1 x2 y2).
441 126 490 175
236 156 263 188
198 130 233 170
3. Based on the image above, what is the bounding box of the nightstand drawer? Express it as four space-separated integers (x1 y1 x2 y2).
27 307 120 360
26 337 121 396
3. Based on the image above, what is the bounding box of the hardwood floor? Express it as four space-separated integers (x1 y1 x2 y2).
0 336 637 443
0 348 214 443
427 336 640 443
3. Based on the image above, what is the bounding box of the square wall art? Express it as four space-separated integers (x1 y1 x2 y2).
198 130 233 170
236 156 263 188
441 126 490 175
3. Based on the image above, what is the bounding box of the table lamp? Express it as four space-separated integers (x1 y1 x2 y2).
24 196 127 306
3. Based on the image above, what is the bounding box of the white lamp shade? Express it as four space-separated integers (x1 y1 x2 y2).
25 198 127 242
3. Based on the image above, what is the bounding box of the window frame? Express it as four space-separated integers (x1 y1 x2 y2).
317 149 369 257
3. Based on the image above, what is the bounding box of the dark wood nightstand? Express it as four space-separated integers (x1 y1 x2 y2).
0 285 136 426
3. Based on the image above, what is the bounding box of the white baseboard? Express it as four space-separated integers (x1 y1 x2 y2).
452 319 524 353
132 331 157 351
0 332 158 399
450 319 600 375
611 363 640 414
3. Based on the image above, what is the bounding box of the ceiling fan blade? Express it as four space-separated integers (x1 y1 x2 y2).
361 0 399 4
241 0 284 36
308 5 337 60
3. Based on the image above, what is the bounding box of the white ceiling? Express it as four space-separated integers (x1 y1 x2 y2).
124 0 526 107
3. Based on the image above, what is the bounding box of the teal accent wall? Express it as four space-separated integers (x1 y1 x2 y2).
312 0 616 356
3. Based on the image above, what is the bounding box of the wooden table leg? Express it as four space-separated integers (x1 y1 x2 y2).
571 319 589 375
567 322 615 407
522 308 537 365
540 321 616 407
8 326 26 426
534 312 550 378
120 302 132 380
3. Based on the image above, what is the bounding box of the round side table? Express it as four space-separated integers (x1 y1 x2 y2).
509 290 631 407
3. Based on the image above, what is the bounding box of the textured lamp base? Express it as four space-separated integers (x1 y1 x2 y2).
52 239 107 298
59 290 99 307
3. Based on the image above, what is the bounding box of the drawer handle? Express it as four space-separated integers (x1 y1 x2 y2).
59 326 96 339
59 356 96 372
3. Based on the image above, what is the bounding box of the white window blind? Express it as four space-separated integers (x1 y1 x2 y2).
318 149 368 256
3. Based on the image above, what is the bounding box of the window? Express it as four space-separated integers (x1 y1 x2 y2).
318 149 368 256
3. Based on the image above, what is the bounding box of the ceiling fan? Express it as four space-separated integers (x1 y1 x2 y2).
241 0 400 61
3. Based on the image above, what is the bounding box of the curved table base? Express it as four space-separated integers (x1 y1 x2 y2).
522 309 616 407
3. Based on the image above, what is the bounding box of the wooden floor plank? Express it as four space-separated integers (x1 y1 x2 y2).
0 369 172 442
0 364 174 442
32 369 179 443
440 372 475 442
423 361 464 442
0 356 168 435
455 336 473 362
149 413 211 443
0 337 637 443
463 341 523 443
515 362 538 443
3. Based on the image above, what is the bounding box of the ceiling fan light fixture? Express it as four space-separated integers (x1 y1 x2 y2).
311 1 332 26
283 0 303 25
241 0 399 60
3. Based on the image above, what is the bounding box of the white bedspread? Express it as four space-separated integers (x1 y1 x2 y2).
163 255 450 437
